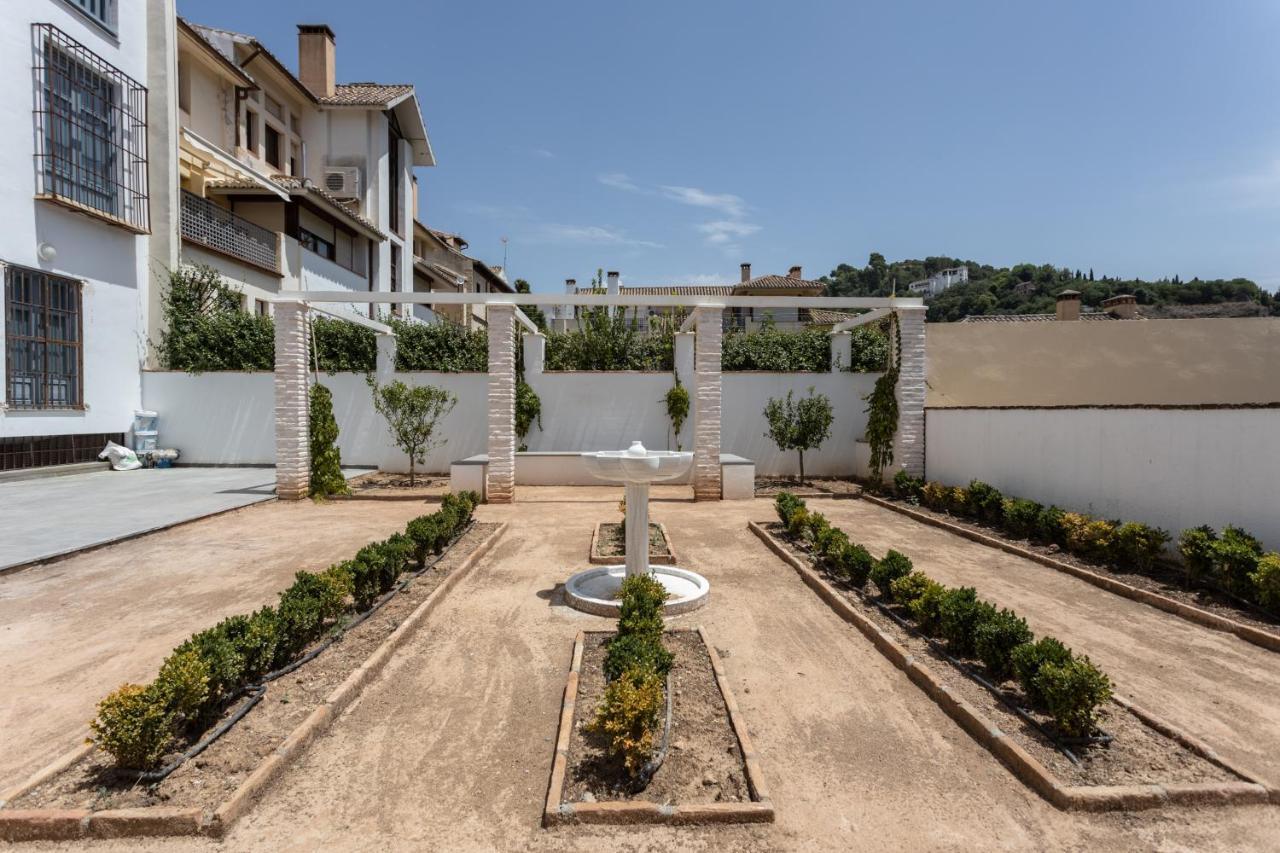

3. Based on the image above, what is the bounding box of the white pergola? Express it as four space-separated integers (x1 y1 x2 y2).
269 292 926 502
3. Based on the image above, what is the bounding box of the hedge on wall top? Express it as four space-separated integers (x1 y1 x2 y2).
723 327 831 371
392 318 488 372
544 307 674 371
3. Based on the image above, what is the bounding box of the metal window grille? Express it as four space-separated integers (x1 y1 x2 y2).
32 24 148 232
67 0 117 32
180 190 280 272
5 264 84 410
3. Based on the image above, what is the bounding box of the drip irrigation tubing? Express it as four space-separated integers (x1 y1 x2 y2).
632 670 675 791
121 521 475 785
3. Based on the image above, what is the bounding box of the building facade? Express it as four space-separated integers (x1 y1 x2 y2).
1 0 175 469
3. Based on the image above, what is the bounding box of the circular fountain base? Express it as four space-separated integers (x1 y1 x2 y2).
563 565 710 617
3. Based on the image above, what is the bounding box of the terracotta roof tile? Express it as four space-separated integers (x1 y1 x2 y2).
959 312 1124 323
318 83 414 107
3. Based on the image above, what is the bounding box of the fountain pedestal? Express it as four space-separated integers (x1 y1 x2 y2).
563 442 710 617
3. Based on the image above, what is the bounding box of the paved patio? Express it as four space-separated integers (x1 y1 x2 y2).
1 467 314 573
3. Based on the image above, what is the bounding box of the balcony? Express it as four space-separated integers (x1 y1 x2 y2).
180 190 280 274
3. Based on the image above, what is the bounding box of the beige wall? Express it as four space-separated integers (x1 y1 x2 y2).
927 318 1280 408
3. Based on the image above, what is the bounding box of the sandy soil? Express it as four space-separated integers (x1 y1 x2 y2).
0 498 433 788
7 489 1280 851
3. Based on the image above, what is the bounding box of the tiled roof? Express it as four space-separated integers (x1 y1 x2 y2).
737 274 824 292
959 312 1124 323
571 275 823 298
808 309 857 325
319 83 414 106
268 175 385 238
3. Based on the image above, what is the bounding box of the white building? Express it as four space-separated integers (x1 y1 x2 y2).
1 0 176 467
907 266 968 298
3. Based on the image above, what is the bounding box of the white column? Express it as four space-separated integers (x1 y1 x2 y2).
375 332 396 383
486 305 517 503
692 307 723 501
624 481 650 578
522 332 546 375
893 307 927 478
274 302 311 500
829 331 852 372
673 331 694 386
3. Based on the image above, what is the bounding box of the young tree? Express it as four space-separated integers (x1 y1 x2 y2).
763 388 835 484
366 377 457 486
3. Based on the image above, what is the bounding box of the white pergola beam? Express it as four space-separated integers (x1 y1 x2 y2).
831 307 892 332
275 292 923 310
306 304 393 335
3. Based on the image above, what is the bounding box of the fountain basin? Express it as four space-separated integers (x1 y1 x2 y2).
564 564 710 617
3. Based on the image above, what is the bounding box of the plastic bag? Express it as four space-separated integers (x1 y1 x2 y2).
98 440 142 471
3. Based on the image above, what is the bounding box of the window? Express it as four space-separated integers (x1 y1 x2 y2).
243 107 258 154
33 25 149 231
387 118 402 234
255 299 269 317
264 125 282 169
5 265 83 410
390 244 401 315
289 142 301 177
67 0 117 32
299 227 335 261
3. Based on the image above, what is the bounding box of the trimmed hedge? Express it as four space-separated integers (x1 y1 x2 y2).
774 492 1114 739
91 491 480 770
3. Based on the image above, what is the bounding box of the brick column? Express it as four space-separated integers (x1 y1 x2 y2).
893 307 927 478
692 306 723 500
274 301 311 500
486 305 516 503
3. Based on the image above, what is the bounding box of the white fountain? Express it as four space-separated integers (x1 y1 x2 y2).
563 441 710 616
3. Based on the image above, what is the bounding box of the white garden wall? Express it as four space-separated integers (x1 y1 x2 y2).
143 370 879 477
925 407 1280 550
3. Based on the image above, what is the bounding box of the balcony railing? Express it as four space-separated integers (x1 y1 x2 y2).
180 190 279 273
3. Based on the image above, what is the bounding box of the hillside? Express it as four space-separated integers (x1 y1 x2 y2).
822 254 1277 321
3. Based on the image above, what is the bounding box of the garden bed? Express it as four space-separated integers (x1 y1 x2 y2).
589 522 676 565
0 522 505 841
751 521 1274 810
544 629 773 825
754 476 860 498
861 492 1280 649
341 471 450 500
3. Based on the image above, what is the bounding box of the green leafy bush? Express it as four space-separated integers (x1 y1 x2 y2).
763 388 835 484
309 384 349 499
157 265 274 372
964 480 1004 523
273 570 348 666
870 550 913 598
392 317 487 372
938 587 996 656
545 307 674 371
1001 498 1044 539
786 506 811 539
174 621 247 717
1213 526 1263 599
908 580 949 635
1011 637 1074 708
805 512 832 545
1060 512 1117 560
893 469 924 501
775 492 804 525
617 574 667 638
665 379 690 450
838 542 876 589
238 607 281 681
1111 522 1170 571
723 326 830 372
515 378 542 450
974 609 1034 680
311 316 376 372
1036 505 1067 546
91 683 175 770
1178 525 1218 585
846 324 890 372
920 482 950 510
603 631 675 682
888 571 933 607
153 647 210 726
586 665 665 777
1036 656 1113 737
1250 553 1280 612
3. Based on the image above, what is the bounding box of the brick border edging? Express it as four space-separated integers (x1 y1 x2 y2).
542 629 775 827
588 522 677 566
856 493 1280 655
748 521 1276 811
0 522 510 843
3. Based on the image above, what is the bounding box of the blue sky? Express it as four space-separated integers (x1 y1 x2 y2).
180 0 1280 293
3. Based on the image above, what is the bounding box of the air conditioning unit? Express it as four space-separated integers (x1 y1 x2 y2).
322 166 361 198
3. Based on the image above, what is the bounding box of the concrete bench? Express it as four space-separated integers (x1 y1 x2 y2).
450 451 755 500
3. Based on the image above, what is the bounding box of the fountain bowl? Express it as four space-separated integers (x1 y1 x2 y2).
563 564 710 617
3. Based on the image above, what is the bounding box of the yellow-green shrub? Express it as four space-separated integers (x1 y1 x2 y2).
1060 513 1116 559
1251 553 1280 612
586 666 665 777
90 684 174 771
920 481 950 510
153 647 209 725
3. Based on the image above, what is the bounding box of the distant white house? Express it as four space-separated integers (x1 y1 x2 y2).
908 266 968 298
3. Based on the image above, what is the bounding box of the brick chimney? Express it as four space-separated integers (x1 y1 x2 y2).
1102 294 1138 320
740 262 752 283
606 270 620 296
298 25 336 99
788 265 803 279
1055 290 1082 321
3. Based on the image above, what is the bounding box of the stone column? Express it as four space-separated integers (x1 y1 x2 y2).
893 307 927 478
692 307 723 501
486 305 517 503
274 301 311 500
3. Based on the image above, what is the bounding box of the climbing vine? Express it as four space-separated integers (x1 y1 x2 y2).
664 377 690 450
863 312 901 484
515 378 542 451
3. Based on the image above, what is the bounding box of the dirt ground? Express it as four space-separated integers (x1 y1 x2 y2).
0 498 433 788
7 488 1280 851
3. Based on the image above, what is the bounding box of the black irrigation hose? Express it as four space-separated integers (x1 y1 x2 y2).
632 670 675 791
123 521 477 785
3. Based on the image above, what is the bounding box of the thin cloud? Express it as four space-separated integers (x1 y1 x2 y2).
697 220 761 246
534 223 663 249
660 185 748 219
598 172 641 192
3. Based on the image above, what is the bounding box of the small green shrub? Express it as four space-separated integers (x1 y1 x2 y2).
893 470 924 501
888 571 932 607
870 549 913 598
835 542 875 588
174 621 246 715
1213 526 1263 599
938 587 996 656
1037 656 1113 738
604 631 675 682
238 606 281 681
775 492 804 525
965 480 1004 523
974 609 1034 680
805 512 832 545
273 570 348 666
1178 525 1218 585
920 481 950 510
1061 512 1117 560
1011 637 1074 708
91 683 175 770
944 486 969 517
617 574 667 638
816 528 850 565
1036 505 1067 545
308 384 349 499
786 506 811 539
153 646 210 725
1002 498 1044 540
1250 553 1280 612
1111 521 1170 571
908 580 949 635
586 665 665 777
